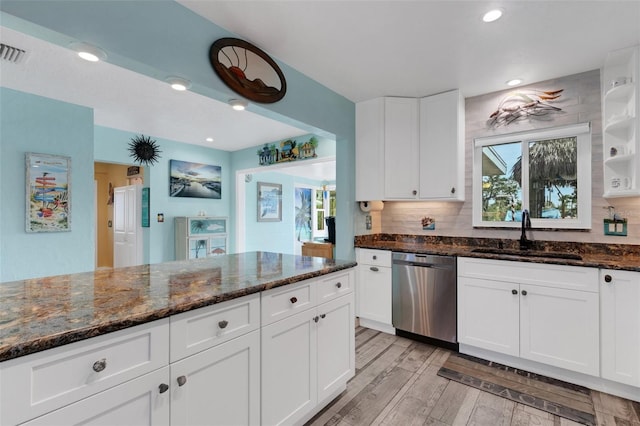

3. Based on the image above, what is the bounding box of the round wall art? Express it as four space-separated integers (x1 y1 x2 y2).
209 37 287 103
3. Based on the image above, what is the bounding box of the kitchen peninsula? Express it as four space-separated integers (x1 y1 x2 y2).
0 252 357 425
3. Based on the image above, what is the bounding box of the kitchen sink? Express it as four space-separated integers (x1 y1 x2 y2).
471 247 582 260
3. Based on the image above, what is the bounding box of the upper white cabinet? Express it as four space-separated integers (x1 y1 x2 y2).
419 90 465 200
602 45 639 198
600 269 640 387
355 91 465 201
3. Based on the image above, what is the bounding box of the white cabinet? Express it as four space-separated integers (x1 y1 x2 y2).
419 90 465 200
458 257 600 376
261 271 355 426
174 216 228 260
171 330 260 426
0 319 169 426
21 367 170 426
602 45 639 197
355 91 465 202
355 248 393 333
600 269 640 387
383 97 420 199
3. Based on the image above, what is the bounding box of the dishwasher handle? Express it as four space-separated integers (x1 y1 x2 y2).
392 259 454 270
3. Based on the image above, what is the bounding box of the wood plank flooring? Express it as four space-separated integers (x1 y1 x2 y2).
306 327 640 426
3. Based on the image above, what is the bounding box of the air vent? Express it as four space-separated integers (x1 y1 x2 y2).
0 43 27 64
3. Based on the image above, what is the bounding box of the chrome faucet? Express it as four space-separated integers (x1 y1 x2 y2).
520 209 532 250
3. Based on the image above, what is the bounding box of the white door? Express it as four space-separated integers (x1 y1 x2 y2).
113 185 143 267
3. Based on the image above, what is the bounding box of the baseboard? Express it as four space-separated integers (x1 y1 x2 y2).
358 318 395 335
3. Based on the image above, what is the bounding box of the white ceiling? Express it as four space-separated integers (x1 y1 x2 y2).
180 0 640 102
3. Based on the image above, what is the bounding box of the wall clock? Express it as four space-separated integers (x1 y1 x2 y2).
209 37 287 103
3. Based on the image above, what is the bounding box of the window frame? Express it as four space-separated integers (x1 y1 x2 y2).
472 122 592 229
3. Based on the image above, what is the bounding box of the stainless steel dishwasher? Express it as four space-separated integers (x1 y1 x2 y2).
392 252 457 349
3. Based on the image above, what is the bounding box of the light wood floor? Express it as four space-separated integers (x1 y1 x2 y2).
306 327 640 426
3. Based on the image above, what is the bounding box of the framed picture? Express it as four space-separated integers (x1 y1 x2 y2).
257 182 282 222
170 159 221 199
26 153 71 233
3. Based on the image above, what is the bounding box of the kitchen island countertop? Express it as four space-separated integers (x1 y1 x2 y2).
0 252 357 362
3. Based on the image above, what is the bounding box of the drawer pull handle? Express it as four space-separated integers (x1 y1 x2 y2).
313 316 319 323
159 383 169 394
604 274 612 283
177 376 187 387
218 320 229 329
370 266 379 272
320 314 326 319
521 290 528 296
336 282 342 289
412 190 417 196
290 296 298 304
92 359 107 373
512 289 518 295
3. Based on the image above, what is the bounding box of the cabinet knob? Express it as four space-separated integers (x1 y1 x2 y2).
177 376 187 387
320 314 326 319
512 289 518 295
313 316 319 323
158 383 169 394
412 190 417 196
521 290 528 296
336 282 342 289
92 358 107 373
372 255 377 260
218 320 229 329
604 274 612 283
451 187 456 194
290 296 298 304
370 266 379 272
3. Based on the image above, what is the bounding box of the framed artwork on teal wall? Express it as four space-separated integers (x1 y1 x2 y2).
25 153 71 233
257 182 282 222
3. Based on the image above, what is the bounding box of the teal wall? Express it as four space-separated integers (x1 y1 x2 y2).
95 126 232 264
0 88 95 282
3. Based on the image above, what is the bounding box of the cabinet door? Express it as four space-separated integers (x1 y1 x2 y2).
262 309 318 426
317 293 355 403
520 285 599 376
356 98 385 201
22 367 170 426
419 90 464 200
601 270 640 386
171 330 260 426
457 276 519 356
357 264 392 325
384 97 420 199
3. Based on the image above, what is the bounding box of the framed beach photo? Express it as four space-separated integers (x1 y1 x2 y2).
26 153 71 233
170 159 221 199
257 182 282 222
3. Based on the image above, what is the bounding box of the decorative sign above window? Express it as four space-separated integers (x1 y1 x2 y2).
209 37 287 103
488 89 564 127
257 136 319 166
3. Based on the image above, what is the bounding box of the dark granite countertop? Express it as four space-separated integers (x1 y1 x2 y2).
355 234 640 272
0 252 357 362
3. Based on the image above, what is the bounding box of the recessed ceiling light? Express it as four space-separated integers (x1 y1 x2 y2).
205 137 214 143
166 76 191 91
69 42 107 62
506 78 523 86
483 9 503 23
229 99 248 111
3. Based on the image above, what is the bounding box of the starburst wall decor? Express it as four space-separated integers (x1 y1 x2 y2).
128 134 162 166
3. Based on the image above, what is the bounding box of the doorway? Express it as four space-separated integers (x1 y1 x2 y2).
94 162 144 268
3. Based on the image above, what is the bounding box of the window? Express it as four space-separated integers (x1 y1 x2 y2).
473 123 591 229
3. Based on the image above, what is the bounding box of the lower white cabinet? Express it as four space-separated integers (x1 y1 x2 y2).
171 330 260 426
261 274 355 426
458 257 600 376
355 248 393 332
22 367 170 426
600 269 640 387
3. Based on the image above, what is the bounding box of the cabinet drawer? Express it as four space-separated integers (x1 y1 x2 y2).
0 319 169 426
262 280 317 325
317 270 353 304
356 248 391 267
458 257 599 293
170 293 260 362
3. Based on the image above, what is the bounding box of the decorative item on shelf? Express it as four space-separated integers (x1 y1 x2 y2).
169 159 221 199
488 89 564 127
128 134 161 166
25 153 71 233
422 216 435 230
611 76 630 88
209 37 286 103
257 182 282 222
256 136 319 166
609 145 625 157
610 176 631 190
